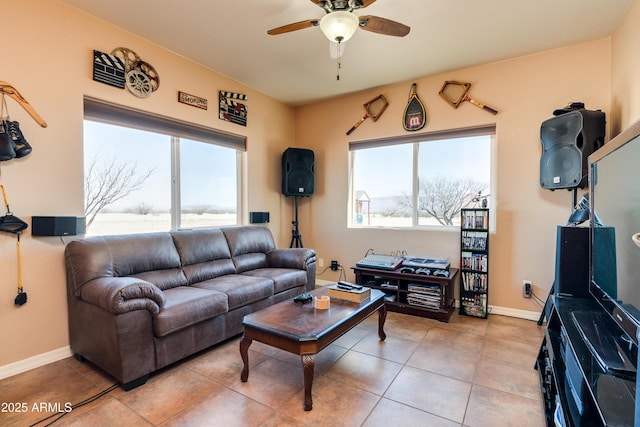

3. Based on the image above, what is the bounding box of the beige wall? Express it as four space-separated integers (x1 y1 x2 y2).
295 39 612 316
0 0 295 368
2 0 639 372
611 0 640 134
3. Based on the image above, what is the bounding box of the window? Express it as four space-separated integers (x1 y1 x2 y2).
349 125 494 229
83 97 244 235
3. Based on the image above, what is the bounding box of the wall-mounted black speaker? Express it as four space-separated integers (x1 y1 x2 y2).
32 216 86 236
554 226 589 298
249 212 270 224
540 109 605 190
282 148 314 196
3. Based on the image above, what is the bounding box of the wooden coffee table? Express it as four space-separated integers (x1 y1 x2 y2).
240 286 386 411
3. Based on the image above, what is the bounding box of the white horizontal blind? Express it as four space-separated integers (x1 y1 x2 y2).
349 124 496 151
84 96 246 151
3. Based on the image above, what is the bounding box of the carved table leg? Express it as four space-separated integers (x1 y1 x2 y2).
302 354 315 411
378 304 387 341
240 336 252 382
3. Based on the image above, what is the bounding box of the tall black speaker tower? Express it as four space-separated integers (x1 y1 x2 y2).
540 109 605 190
282 148 314 196
554 226 590 298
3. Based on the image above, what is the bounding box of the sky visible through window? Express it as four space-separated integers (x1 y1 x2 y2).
84 120 237 213
354 136 490 199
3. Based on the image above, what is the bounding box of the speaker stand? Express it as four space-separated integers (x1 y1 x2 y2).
290 196 303 248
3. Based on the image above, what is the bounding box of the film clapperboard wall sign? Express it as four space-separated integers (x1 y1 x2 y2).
93 50 125 89
93 47 159 98
219 91 247 127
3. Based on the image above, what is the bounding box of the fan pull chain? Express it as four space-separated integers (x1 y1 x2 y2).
336 41 344 81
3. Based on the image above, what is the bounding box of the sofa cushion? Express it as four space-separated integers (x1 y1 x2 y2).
222 226 275 273
154 286 228 337
171 229 236 283
65 233 186 296
242 268 308 293
193 275 274 310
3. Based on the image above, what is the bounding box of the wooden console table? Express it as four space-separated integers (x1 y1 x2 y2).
352 266 458 322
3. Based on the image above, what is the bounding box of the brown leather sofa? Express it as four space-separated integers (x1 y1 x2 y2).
64 225 316 390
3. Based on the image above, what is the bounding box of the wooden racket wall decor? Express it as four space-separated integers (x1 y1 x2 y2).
402 83 426 131
439 81 498 115
346 94 388 135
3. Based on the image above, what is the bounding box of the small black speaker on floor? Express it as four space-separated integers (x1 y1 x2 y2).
282 148 314 196
32 216 86 236
554 226 589 298
540 109 605 190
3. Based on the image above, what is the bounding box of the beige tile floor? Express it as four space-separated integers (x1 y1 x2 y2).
0 311 546 426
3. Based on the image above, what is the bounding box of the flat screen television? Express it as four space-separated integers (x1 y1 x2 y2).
589 118 640 347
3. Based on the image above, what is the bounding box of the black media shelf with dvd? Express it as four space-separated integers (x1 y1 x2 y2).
352 266 458 322
460 208 489 318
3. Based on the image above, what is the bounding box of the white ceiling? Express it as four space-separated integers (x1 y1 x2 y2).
61 0 631 106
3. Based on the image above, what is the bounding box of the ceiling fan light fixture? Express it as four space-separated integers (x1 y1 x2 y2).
319 11 359 43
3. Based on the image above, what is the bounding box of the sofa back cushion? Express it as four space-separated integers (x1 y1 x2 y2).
65 232 186 296
170 228 236 284
221 226 276 273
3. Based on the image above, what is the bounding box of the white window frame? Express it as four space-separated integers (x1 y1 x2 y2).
83 97 245 232
348 125 496 230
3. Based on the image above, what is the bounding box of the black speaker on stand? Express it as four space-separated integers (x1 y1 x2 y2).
282 148 314 248
282 148 314 196
540 109 605 191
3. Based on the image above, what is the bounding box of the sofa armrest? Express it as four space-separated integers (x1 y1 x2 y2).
267 248 317 270
79 277 166 315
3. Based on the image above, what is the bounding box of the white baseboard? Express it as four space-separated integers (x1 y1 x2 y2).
453 300 542 322
0 346 72 380
488 305 542 322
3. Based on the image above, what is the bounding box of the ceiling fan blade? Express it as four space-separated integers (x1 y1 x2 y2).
267 19 320 35
358 15 410 37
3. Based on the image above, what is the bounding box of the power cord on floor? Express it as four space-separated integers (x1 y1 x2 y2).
29 382 119 426
530 290 545 308
316 264 346 281
316 266 333 276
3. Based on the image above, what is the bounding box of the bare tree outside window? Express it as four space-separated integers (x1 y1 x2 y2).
400 175 488 226
84 155 155 227
350 129 493 228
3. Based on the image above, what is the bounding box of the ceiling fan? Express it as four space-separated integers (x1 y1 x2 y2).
267 0 410 43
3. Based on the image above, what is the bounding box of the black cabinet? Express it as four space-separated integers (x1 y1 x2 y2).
536 295 637 426
352 266 458 322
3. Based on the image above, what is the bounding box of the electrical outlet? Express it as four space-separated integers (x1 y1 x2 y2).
331 260 339 271
318 258 324 268
523 280 532 298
